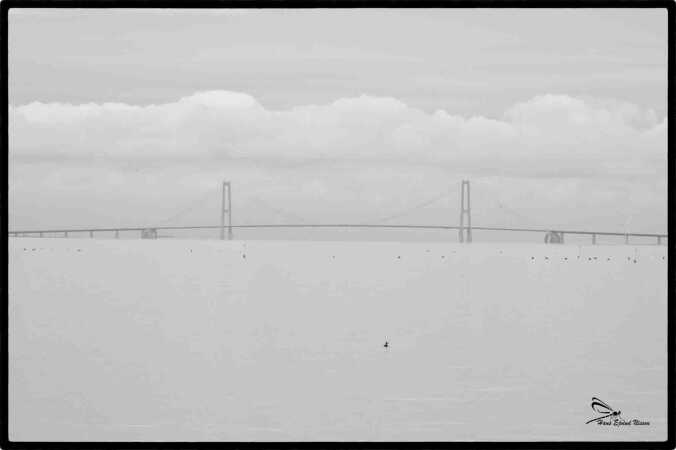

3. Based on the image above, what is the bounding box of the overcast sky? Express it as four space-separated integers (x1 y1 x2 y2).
8 8 668 239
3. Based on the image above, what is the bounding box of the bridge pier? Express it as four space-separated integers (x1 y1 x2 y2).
221 181 233 240
657 236 661 245
64 231 68 238
544 231 563 244
89 231 94 238
459 180 472 243
592 234 596 245
141 228 157 239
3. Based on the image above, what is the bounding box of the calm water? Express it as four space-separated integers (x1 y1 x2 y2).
9 238 668 441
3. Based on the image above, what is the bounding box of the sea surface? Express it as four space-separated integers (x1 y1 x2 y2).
9 238 668 441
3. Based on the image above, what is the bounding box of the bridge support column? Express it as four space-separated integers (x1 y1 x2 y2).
221 181 233 240
657 236 661 245
545 231 563 244
592 234 596 245
64 231 68 238
141 228 157 239
89 231 94 238
459 180 471 243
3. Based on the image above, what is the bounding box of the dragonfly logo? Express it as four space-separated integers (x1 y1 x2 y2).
586 397 621 424
585 397 650 426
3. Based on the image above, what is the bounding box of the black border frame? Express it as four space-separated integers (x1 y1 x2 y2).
0 1 673 448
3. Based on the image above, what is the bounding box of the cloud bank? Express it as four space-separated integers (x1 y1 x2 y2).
8 91 667 235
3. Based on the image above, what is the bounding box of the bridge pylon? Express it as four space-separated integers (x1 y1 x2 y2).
459 180 472 243
221 181 233 240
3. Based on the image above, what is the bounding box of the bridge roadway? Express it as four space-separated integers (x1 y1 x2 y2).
6 224 668 244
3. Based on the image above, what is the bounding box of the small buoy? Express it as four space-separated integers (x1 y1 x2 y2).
383 341 389 349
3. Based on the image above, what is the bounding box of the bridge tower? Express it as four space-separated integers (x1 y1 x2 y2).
459 180 472 243
220 181 233 240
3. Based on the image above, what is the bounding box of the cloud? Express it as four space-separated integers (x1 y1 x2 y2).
10 91 665 177
8 91 667 234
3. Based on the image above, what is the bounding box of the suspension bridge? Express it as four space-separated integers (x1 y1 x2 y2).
7 180 668 245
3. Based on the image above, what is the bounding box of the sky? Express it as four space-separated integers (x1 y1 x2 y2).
7 8 669 240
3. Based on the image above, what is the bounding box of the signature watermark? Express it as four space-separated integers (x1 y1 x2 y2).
585 397 650 426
